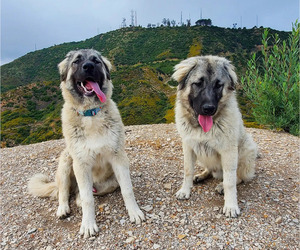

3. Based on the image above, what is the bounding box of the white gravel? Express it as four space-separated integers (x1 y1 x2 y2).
0 124 299 249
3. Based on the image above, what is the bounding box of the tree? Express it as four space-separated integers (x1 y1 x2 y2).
195 19 212 26
166 19 171 27
187 19 191 27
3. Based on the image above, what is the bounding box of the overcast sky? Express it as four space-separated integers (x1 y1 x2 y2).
1 0 299 65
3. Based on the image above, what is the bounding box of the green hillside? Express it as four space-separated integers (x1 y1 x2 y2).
1 25 289 147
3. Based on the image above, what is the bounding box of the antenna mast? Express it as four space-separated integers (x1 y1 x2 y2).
131 10 134 26
121 18 126 28
181 11 182 25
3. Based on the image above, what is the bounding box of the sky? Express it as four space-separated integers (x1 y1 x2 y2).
1 0 299 65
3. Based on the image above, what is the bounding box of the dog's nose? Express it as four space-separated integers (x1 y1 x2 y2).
82 62 94 71
202 104 216 115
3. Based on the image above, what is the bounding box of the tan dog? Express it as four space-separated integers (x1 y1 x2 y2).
173 56 257 217
28 49 144 238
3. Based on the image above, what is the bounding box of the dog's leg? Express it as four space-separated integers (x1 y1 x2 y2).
237 133 257 182
221 149 240 217
176 142 196 199
111 154 145 224
72 158 98 238
56 150 72 218
93 174 120 196
193 168 211 184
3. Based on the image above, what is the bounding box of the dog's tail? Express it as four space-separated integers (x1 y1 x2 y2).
28 173 58 199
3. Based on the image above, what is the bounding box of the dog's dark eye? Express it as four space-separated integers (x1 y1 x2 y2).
215 80 223 89
91 56 101 64
193 77 204 87
73 59 79 64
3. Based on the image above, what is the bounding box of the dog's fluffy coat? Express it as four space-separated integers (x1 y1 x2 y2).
28 49 144 238
173 56 257 217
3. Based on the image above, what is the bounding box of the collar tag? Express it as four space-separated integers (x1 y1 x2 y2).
76 107 102 117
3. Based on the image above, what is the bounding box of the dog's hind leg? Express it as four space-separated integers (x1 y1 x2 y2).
237 133 257 182
193 169 211 183
56 149 73 218
93 174 120 196
215 177 242 195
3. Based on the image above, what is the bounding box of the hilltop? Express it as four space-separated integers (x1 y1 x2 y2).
1 25 289 147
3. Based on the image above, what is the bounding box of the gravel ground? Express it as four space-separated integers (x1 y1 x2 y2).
0 124 299 249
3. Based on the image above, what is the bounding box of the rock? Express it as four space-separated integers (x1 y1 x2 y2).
178 234 187 240
120 219 126 226
153 243 160 249
275 216 282 223
98 203 107 212
27 228 37 234
126 231 133 237
141 205 153 212
125 236 135 243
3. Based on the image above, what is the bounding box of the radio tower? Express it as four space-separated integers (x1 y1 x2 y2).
131 10 135 26
181 11 183 25
121 18 126 28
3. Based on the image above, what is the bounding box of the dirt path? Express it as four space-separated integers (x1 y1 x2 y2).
1 124 299 249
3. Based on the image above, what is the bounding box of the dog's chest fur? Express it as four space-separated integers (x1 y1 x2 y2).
62 103 123 156
80 119 113 151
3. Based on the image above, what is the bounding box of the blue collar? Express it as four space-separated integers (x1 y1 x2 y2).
76 107 102 116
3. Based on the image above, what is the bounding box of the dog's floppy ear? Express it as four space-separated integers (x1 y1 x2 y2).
172 57 198 90
101 56 112 80
58 51 75 81
223 61 238 90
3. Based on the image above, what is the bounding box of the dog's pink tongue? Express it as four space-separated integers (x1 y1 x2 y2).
85 81 106 103
198 115 213 132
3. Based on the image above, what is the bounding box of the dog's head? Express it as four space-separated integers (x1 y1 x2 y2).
172 56 238 131
58 49 112 105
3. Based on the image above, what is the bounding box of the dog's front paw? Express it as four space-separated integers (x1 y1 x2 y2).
128 207 145 224
56 204 70 219
79 221 99 238
223 204 240 218
176 187 191 200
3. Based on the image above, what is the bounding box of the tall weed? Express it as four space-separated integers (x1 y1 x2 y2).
241 22 299 135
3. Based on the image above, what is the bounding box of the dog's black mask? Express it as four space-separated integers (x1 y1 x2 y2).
188 77 224 117
71 55 107 98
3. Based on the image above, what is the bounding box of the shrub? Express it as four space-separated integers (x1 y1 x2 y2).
241 22 299 136
188 38 202 57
